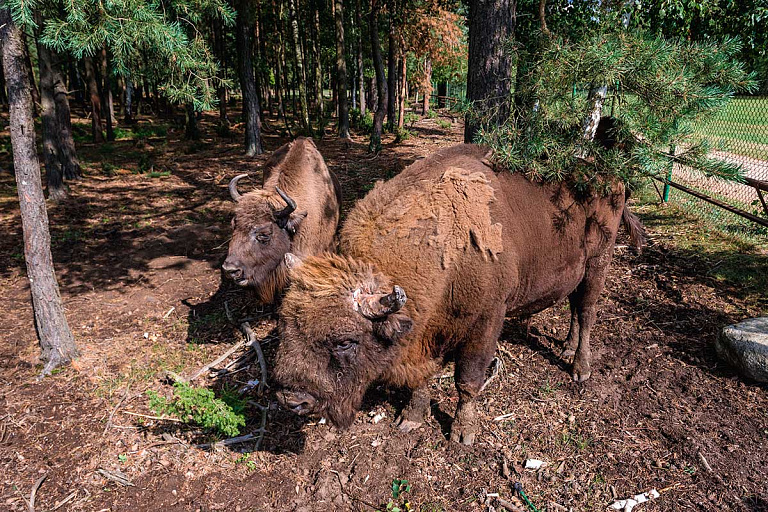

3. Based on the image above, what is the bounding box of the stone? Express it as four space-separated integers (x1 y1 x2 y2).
716 317 768 382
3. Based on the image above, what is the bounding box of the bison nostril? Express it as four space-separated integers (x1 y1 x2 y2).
278 390 316 415
222 261 243 279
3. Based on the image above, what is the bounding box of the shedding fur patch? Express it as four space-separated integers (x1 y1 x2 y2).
364 166 503 269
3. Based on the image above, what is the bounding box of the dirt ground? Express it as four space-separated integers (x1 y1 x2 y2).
1 110 767 512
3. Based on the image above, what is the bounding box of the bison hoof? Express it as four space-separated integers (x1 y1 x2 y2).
571 365 592 383
449 426 476 446
561 348 576 362
396 417 423 433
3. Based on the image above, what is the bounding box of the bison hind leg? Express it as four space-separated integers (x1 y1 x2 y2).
561 293 580 361
568 250 614 382
396 385 431 433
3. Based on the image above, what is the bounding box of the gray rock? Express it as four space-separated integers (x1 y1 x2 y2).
716 317 768 382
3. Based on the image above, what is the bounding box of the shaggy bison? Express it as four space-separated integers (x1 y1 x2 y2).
222 137 341 303
275 144 643 444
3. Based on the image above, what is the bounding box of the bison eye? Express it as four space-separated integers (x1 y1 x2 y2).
335 340 357 352
252 232 271 244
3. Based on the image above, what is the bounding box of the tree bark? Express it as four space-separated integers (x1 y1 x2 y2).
288 0 311 132
50 52 80 180
396 53 406 130
83 57 104 142
1 8 78 375
36 33 67 201
236 0 264 155
334 0 350 138
185 103 201 140
100 47 115 141
22 33 40 116
422 57 431 114
464 0 516 143
368 0 387 152
312 1 324 119
386 0 397 131
355 0 366 116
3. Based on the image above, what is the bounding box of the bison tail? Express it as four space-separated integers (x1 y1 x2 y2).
621 206 646 250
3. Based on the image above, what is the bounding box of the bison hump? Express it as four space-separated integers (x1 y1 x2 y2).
359 166 504 270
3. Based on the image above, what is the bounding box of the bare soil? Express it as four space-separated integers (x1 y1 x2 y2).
0 111 767 512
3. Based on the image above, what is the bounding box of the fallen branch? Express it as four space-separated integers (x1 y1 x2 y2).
24 474 47 512
96 468 134 487
195 431 264 450
50 490 77 511
187 340 246 382
121 410 183 422
103 386 133 435
240 321 267 395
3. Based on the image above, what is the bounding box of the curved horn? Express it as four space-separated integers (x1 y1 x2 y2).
355 286 407 319
275 186 297 218
228 174 249 202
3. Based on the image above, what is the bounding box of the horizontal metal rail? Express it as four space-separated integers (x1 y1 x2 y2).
657 177 768 229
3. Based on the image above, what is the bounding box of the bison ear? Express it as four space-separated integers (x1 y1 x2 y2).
284 252 304 271
280 210 308 235
373 311 413 345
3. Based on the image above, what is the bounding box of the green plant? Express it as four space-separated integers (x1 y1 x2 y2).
118 454 128 463
386 479 412 512
137 154 154 173
395 127 413 142
146 381 246 437
436 119 451 129
147 170 171 178
426 110 439 120
101 161 118 176
235 452 258 470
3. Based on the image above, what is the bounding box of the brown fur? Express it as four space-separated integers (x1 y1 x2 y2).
224 137 341 303
275 143 642 443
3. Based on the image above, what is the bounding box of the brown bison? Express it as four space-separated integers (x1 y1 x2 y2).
275 144 643 444
222 137 341 303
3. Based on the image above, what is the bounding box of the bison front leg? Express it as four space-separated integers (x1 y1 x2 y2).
570 251 612 382
450 313 504 445
396 385 430 433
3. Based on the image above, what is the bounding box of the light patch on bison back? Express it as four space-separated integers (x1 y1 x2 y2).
369 167 503 269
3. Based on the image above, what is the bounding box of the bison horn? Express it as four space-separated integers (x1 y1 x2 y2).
228 174 249 202
354 286 407 319
275 186 297 218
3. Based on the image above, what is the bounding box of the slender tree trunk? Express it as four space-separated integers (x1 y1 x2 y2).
236 0 264 155
356 0 366 116
334 0 350 138
83 57 104 142
288 0 311 132
0 65 7 106
464 0 516 143
100 48 115 141
185 103 200 140
36 33 66 201
576 84 608 157
124 78 134 123
369 0 387 152
312 1 324 119
1 9 78 375
422 57 431 114
386 0 397 131
396 53 406 130
437 81 446 108
22 33 40 116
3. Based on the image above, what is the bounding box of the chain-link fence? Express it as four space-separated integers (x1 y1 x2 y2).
663 96 768 241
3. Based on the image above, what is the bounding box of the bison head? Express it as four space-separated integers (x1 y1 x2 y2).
222 174 307 297
275 253 413 428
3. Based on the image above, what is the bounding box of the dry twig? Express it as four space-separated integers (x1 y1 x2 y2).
96 469 134 487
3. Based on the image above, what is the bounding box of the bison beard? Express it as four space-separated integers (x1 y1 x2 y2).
274 144 644 444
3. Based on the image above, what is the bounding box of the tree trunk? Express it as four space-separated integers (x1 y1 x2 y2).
334 0 350 138
396 53 406 130
100 48 115 141
288 0 311 132
576 84 608 157
355 0 366 116
83 57 104 142
312 1 324 119
185 103 201 140
236 0 264 155
464 0 516 143
386 0 397 131
0 64 7 106
125 78 134 123
36 33 67 201
437 81 446 108
22 33 40 116
0 8 78 375
422 57 431 114
368 0 387 152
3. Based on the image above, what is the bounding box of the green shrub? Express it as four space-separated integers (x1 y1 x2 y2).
147 381 246 437
436 119 451 129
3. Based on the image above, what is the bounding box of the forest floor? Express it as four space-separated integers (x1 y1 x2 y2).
0 110 767 512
